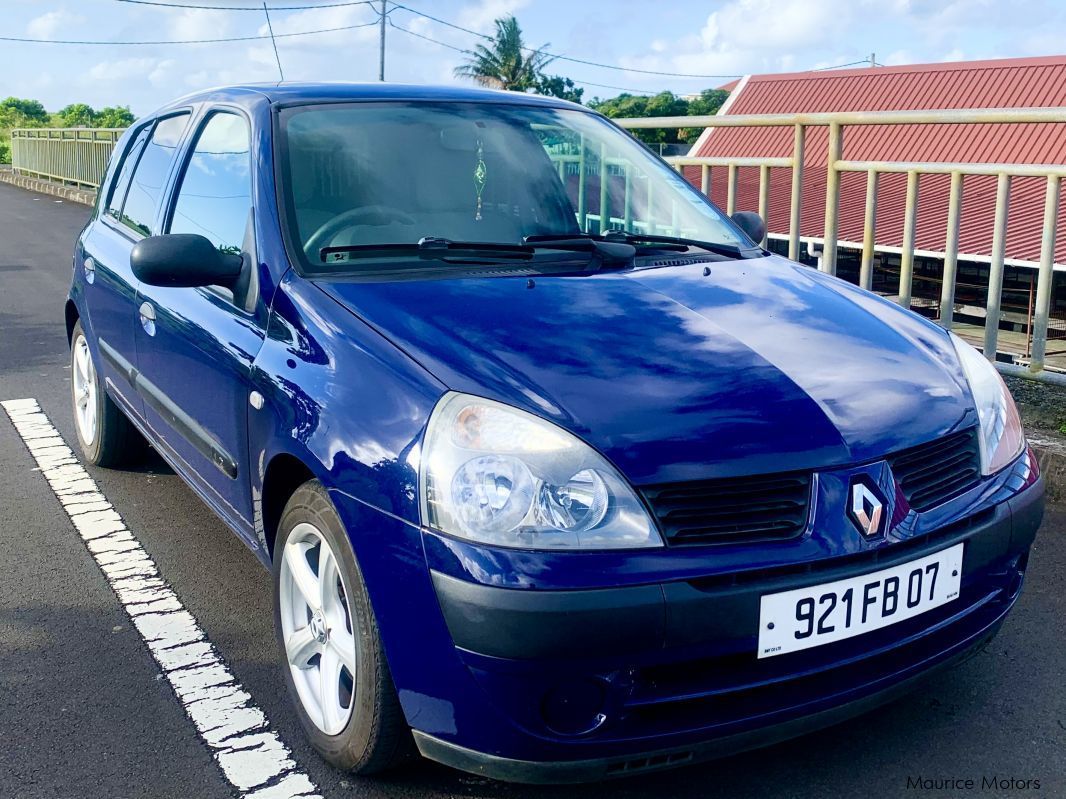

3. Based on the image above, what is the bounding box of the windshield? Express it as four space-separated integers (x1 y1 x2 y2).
277 101 746 273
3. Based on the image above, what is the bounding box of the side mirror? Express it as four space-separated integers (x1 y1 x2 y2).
130 234 243 288
731 211 766 246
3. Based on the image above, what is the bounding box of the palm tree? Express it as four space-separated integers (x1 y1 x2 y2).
454 16 554 92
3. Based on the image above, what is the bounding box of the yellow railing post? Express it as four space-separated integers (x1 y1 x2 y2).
577 134 587 231
984 174 1011 359
789 124 805 261
700 164 710 196
860 169 878 290
599 143 610 233
1029 175 1060 372
757 164 770 247
822 122 843 274
726 163 738 216
898 170 920 308
939 171 964 328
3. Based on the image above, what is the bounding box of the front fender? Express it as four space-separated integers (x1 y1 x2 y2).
247 272 444 551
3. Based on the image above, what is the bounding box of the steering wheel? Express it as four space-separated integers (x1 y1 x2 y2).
303 205 416 260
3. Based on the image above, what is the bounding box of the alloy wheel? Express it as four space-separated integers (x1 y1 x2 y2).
278 522 358 735
72 335 97 446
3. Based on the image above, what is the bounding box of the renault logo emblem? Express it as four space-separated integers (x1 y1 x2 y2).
848 480 884 538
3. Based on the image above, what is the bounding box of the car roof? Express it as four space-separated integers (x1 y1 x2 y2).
154 82 585 115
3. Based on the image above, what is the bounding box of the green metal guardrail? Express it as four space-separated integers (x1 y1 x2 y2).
10 128 124 190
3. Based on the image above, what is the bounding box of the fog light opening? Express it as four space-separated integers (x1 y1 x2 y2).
541 678 609 737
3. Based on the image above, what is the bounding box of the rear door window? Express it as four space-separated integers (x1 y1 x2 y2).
105 126 150 222
117 113 190 237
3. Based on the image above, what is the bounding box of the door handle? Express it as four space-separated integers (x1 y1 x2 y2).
138 301 157 336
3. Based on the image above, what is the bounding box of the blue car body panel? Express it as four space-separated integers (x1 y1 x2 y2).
312 253 975 485
67 82 1044 781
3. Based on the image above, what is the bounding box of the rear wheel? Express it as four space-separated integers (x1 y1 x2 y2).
69 321 146 467
273 480 410 773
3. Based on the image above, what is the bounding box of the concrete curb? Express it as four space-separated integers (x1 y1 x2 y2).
0 168 96 206
1029 439 1066 502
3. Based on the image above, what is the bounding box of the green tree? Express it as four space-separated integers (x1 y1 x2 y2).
590 89 730 145
534 74 583 104
93 105 135 128
590 92 684 145
0 97 51 164
57 103 96 127
0 97 49 125
454 16 554 92
680 88 728 142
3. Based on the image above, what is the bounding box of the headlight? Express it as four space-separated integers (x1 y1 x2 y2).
420 393 661 549
950 333 1025 475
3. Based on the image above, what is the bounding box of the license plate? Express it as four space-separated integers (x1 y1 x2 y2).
757 543 964 659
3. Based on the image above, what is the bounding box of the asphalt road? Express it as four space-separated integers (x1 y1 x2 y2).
1 180 1064 799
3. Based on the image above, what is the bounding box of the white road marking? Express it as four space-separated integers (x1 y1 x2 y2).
2 398 322 799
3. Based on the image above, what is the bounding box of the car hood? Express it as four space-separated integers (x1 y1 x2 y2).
313 255 977 485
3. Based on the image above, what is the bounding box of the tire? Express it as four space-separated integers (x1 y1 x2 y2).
69 320 146 467
273 480 411 774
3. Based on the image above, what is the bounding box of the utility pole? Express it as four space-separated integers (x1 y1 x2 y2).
869 52 876 68
378 0 386 81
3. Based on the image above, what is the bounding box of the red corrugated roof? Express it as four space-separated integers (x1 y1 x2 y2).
689 55 1066 265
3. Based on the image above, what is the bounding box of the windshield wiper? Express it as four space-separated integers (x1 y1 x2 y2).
522 233 636 264
601 230 752 259
320 237 535 263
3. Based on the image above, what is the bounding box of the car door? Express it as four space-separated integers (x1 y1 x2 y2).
133 110 265 539
79 114 190 419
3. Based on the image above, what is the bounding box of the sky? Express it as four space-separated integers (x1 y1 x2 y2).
3 0 1066 115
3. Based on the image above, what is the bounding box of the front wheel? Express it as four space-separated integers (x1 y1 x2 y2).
69 321 146 467
273 480 410 774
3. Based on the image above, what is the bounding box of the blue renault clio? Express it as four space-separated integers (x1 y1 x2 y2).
67 83 1044 782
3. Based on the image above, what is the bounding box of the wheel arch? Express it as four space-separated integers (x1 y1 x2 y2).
65 299 80 346
261 451 317 561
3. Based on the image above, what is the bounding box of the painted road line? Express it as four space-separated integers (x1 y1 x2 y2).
1 398 321 799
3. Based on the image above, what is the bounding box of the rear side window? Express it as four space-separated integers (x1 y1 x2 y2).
118 113 190 237
169 113 252 255
105 126 150 221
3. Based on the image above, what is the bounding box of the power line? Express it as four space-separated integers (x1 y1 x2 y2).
261 2 284 81
386 20 656 95
114 0 372 10
0 20 378 45
389 2 742 80
387 19 464 53
576 80 657 96
813 59 874 71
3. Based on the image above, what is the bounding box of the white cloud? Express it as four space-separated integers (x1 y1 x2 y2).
88 57 164 83
168 8 232 42
11 0 1066 116
457 0 532 33
27 9 84 39
615 0 849 81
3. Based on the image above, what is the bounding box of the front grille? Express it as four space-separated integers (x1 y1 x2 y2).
641 472 811 547
887 428 981 511
642 428 980 547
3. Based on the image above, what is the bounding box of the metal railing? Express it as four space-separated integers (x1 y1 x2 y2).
10 128 124 190
617 108 1066 383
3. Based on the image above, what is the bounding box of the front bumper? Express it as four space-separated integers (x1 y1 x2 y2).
420 472 1044 783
